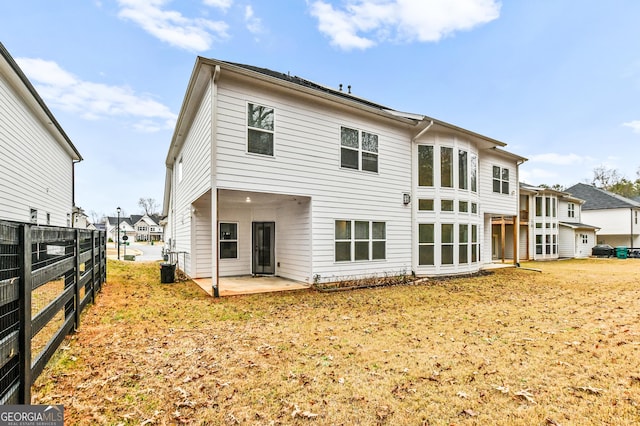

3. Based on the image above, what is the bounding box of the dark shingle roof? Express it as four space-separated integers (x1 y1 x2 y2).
223 61 392 112
565 183 640 210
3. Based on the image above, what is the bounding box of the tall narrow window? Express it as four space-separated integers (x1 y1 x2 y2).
335 220 352 262
458 150 468 190
372 222 386 260
535 197 542 216
354 221 369 261
471 224 479 262
441 147 453 188
442 223 454 264
568 203 575 218
340 127 378 172
470 154 477 192
30 208 37 224
418 145 434 186
219 223 238 259
418 224 434 265
459 224 469 264
247 103 275 156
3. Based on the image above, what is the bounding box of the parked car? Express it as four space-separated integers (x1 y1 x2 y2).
591 244 614 257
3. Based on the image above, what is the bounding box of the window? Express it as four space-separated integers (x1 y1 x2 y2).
418 199 434 211
458 150 468 190
568 203 575 218
470 154 477 192
335 220 385 262
492 166 509 194
441 200 454 211
459 201 468 212
471 224 479 262
178 158 183 182
247 103 275 156
545 197 551 217
30 208 37 224
219 223 238 259
471 203 477 214
441 224 454 264
459 224 469 264
340 127 378 172
418 145 434 186
582 234 588 244
418 224 434 265
441 147 453 188
535 197 542 216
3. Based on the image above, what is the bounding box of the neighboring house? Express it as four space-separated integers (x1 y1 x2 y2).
105 214 164 242
105 216 136 242
513 183 598 260
565 183 640 248
162 57 526 293
0 42 82 226
131 214 164 241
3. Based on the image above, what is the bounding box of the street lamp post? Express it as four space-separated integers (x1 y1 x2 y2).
117 207 121 260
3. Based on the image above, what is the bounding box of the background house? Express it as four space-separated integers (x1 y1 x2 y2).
517 183 598 260
105 214 164 242
163 57 526 294
565 183 640 248
0 42 82 226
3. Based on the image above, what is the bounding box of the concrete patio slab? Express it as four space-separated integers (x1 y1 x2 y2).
192 275 310 297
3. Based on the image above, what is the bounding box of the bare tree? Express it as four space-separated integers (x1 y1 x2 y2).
138 197 159 216
591 165 622 189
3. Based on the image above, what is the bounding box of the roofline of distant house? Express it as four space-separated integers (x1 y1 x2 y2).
0 42 82 161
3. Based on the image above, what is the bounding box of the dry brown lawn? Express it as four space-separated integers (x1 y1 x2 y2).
32 258 640 425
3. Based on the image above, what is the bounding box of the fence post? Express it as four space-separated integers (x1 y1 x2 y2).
91 231 96 304
74 229 81 331
18 224 32 404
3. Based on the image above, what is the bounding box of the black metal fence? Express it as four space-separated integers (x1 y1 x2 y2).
0 220 106 404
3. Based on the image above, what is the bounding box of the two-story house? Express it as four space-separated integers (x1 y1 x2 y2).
131 214 164 241
162 57 526 295
0 42 82 226
566 183 640 248
516 183 598 260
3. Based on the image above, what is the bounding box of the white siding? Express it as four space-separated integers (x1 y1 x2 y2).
276 198 311 282
193 191 212 277
170 80 213 276
0 67 73 226
558 226 575 258
214 79 413 281
218 207 252 277
478 151 518 215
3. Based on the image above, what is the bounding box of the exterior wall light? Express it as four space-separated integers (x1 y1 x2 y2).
403 193 411 205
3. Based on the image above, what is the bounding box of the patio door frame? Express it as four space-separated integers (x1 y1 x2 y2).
252 221 275 275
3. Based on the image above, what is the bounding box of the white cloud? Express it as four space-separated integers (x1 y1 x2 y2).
117 0 229 51
244 5 263 35
203 0 233 11
309 0 500 50
528 153 589 166
623 120 640 133
17 57 177 132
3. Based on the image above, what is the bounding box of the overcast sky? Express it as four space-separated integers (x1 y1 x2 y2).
3 1 640 219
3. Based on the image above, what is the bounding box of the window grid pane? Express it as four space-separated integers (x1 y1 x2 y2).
441 147 453 188
418 145 434 186
458 150 468 190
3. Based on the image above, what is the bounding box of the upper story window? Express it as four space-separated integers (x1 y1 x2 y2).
568 203 575 218
492 166 509 194
247 103 275 156
340 127 378 172
30 208 37 224
441 147 453 188
458 150 468 190
418 145 434 186
470 154 477 192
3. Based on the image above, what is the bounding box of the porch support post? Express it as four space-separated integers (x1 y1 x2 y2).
513 215 519 265
500 217 506 263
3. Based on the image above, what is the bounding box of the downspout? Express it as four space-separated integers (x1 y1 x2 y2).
211 65 221 297
410 119 434 275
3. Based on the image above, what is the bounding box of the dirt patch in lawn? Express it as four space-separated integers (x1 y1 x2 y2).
33 259 640 425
